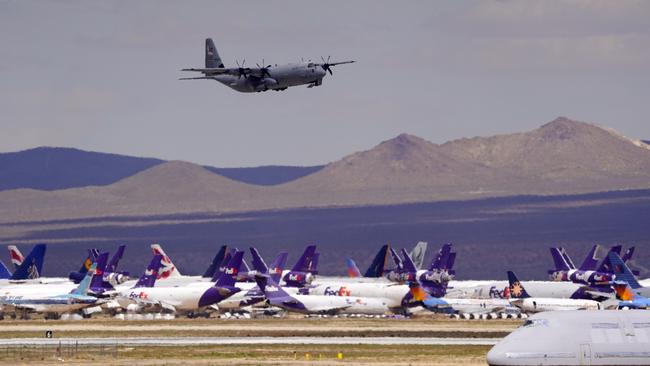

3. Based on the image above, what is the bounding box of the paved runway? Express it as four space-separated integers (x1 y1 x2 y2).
0 336 499 346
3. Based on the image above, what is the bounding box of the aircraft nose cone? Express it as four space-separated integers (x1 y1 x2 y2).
486 346 505 366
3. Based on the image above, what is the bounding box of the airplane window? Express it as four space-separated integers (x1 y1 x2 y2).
308 63 314 67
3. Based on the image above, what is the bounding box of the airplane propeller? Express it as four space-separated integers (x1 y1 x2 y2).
235 59 249 79
320 56 333 75
256 59 272 78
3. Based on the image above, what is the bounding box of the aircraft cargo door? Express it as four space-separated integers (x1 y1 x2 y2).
579 343 591 366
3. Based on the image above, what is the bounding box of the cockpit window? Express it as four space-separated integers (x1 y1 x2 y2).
521 319 548 328
307 63 315 68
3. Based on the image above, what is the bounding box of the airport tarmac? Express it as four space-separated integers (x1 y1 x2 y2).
0 336 499 346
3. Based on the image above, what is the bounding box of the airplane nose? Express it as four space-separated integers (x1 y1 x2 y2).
486 344 508 366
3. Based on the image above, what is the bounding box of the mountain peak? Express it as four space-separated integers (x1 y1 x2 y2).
537 117 593 140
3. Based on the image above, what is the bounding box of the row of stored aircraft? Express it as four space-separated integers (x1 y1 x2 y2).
0 242 648 319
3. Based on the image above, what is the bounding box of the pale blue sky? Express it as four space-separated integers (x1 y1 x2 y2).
1 0 649 166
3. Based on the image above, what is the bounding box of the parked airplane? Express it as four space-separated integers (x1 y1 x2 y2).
0 257 105 319
487 310 650 366
217 248 289 310
256 274 389 315
181 38 354 92
117 251 244 314
411 282 518 316
507 271 602 312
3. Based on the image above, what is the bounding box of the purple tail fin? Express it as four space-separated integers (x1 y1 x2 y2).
213 250 244 287
307 252 319 275
203 245 228 278
89 252 110 293
560 248 576 270
550 248 572 271
389 247 403 272
291 245 317 272
578 245 599 271
621 246 635 263
268 252 288 283
255 274 293 301
134 255 163 288
364 244 389 277
106 245 125 273
249 247 268 274
428 244 451 271
400 248 417 273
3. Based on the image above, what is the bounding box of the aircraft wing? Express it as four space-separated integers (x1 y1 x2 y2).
310 305 351 313
181 67 234 75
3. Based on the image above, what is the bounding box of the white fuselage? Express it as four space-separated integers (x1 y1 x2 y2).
510 297 602 313
487 310 650 365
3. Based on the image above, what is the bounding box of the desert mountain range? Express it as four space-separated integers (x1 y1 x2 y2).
2 117 650 223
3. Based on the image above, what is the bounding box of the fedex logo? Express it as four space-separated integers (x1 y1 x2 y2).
270 267 282 274
225 268 238 275
323 286 351 297
287 274 302 281
128 291 149 300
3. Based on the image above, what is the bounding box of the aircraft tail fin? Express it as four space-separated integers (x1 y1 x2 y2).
250 247 268 274
0 260 11 279
345 258 362 278
507 271 531 299
364 244 389 277
307 253 319 275
291 245 317 272
400 248 418 273
204 245 228 278
214 250 244 287
408 241 427 270
578 245 600 271
69 249 99 283
134 255 163 288
150 244 181 279
429 243 452 271
389 247 403 272
10 244 46 280
255 274 292 300
608 251 641 289
205 38 224 68
550 248 572 271
7 245 24 270
268 251 288 283
71 262 98 296
106 245 125 273
89 252 111 293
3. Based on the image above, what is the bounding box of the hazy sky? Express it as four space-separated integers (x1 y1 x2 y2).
1 0 649 167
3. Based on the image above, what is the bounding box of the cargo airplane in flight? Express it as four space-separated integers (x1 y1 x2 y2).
181 38 354 92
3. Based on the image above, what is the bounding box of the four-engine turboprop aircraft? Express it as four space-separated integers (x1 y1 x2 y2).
181 38 354 92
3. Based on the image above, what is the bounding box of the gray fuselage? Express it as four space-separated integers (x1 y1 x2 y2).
214 62 327 92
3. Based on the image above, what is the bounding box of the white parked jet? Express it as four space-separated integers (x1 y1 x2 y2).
507 271 602 313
